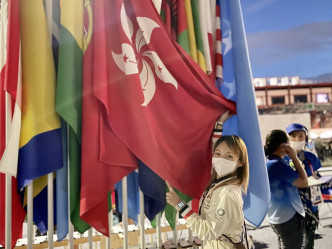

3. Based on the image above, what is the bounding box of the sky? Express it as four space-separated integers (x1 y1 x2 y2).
240 0 332 79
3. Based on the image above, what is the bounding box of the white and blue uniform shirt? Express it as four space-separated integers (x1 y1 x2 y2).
267 155 305 224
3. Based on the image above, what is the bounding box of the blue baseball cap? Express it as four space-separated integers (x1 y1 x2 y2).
286 123 308 134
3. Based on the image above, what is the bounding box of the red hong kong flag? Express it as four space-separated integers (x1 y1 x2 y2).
97 0 235 198
81 0 235 235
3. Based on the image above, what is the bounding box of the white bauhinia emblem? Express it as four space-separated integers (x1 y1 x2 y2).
111 4 178 106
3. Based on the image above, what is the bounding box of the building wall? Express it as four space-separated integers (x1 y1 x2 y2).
254 83 332 106
259 113 311 141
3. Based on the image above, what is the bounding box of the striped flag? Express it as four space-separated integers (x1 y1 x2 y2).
190 0 206 72
175 0 190 54
215 0 223 80
184 0 198 62
55 0 90 235
205 0 216 81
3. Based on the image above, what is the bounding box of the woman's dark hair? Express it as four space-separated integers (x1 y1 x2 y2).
264 130 288 156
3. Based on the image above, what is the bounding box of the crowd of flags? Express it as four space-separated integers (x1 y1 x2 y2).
0 0 270 248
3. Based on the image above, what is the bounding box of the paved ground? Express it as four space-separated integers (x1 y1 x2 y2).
247 202 332 249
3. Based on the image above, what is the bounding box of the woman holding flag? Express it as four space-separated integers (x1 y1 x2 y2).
166 112 251 249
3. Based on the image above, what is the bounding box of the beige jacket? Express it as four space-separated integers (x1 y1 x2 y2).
182 184 244 249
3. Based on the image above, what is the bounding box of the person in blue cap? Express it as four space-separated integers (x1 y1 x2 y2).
286 123 322 249
265 129 308 249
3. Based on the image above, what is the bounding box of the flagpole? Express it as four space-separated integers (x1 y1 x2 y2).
47 173 54 249
67 125 74 249
68 212 74 249
2 3 12 248
139 188 145 249
122 176 129 249
88 228 93 248
173 213 178 246
5 89 12 249
156 213 161 248
5 174 12 249
27 182 34 249
67 127 74 249
107 210 113 249
188 228 193 245
45 1 55 247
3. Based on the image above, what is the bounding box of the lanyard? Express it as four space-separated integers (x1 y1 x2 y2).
306 159 314 175
198 172 236 215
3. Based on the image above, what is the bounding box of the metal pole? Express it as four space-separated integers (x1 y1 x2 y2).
188 228 193 243
88 228 93 248
156 213 162 248
5 88 12 249
67 124 74 249
139 188 145 249
27 182 34 249
122 176 129 249
47 173 54 249
107 210 113 249
68 222 74 249
173 213 178 246
5 174 12 249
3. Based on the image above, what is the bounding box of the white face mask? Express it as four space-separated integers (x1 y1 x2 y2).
290 141 306 151
212 157 238 176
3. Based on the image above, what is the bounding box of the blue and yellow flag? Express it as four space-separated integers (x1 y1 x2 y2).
17 0 62 195
17 0 63 234
17 0 62 189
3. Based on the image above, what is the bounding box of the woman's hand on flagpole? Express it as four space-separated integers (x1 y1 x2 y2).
166 181 181 208
218 110 233 123
215 110 233 129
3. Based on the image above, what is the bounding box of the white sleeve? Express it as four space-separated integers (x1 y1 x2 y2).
184 188 242 241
